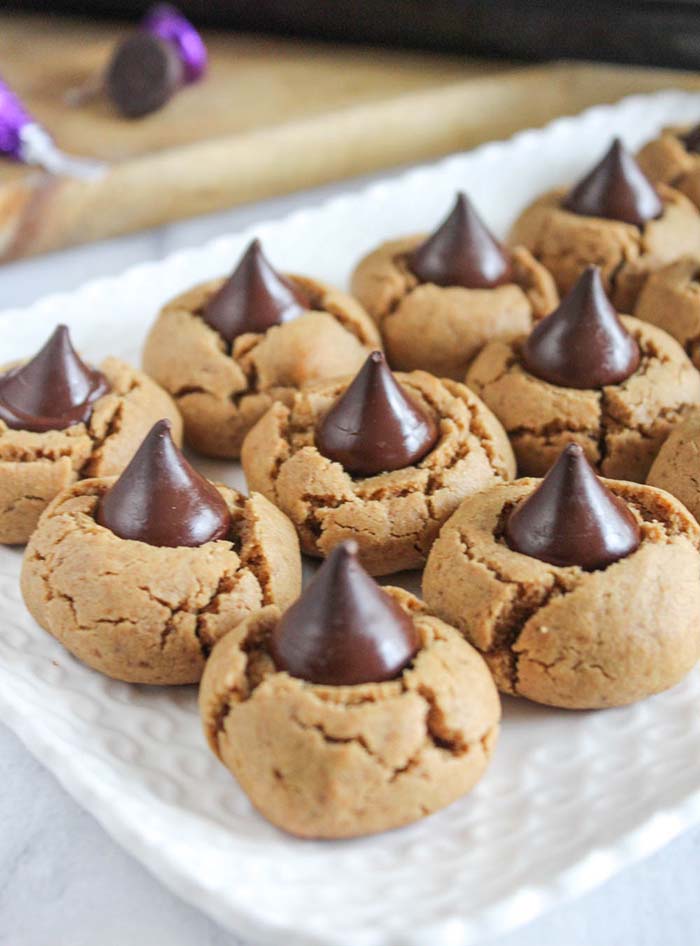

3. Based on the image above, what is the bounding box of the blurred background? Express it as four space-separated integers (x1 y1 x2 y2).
3 1 700 265
9 1 700 67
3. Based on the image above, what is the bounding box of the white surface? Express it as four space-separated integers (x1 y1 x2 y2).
2 90 700 946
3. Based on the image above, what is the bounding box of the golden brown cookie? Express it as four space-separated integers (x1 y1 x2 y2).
466 316 700 481
0 357 182 545
423 477 700 709
647 407 700 522
351 240 557 379
241 369 516 575
510 184 700 312
199 589 500 839
634 255 700 369
21 480 301 685
637 126 700 210
142 274 381 459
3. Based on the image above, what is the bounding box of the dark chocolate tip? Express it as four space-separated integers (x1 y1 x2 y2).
681 123 700 154
316 350 438 476
521 265 640 389
95 419 232 548
105 31 184 119
505 443 641 570
201 238 309 344
409 193 513 289
270 539 420 686
563 138 663 227
0 324 110 433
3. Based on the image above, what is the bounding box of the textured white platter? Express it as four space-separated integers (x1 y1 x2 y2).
2 89 700 946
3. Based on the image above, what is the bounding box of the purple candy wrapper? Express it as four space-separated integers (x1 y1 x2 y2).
0 76 35 160
142 4 208 83
0 73 104 179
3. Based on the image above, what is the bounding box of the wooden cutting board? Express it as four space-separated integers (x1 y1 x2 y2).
2 12 700 263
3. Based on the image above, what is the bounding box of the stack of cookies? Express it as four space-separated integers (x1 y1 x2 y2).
8 130 700 841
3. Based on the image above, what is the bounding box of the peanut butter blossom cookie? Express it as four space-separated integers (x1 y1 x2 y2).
351 193 558 380
241 350 515 575
511 138 700 311
467 266 700 481
21 420 301 684
637 122 700 212
0 325 182 545
424 444 700 710
143 238 381 459
200 540 500 838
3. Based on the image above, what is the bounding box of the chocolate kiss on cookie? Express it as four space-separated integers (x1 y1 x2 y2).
681 124 700 154
202 239 309 344
105 32 184 119
521 266 640 389
409 193 514 289
563 138 662 226
96 419 231 547
505 443 641 570
271 540 420 685
0 324 109 433
316 351 438 476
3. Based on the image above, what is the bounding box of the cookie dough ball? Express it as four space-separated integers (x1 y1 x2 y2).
143 240 380 459
648 408 700 522
468 314 700 482
511 140 700 312
424 475 700 709
0 331 181 546
634 255 700 369
241 357 515 576
21 447 301 685
200 590 500 839
351 194 558 380
638 124 700 211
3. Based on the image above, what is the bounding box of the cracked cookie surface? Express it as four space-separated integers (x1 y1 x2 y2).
142 273 381 459
635 255 700 370
510 184 700 312
241 369 516 575
351 241 558 379
466 315 700 482
0 357 182 545
20 478 301 685
648 407 700 522
637 127 700 212
423 477 700 709
199 589 500 838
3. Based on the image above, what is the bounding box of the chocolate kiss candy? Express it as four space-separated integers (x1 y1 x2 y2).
505 443 641 570
521 266 640 389
563 138 662 226
271 540 420 685
202 239 309 344
409 193 514 289
105 32 185 119
0 325 109 433
681 124 700 154
96 419 231 547
316 351 438 476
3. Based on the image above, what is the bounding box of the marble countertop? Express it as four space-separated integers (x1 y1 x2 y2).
1 173 699 946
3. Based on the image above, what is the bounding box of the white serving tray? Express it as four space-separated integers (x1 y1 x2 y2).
2 89 700 946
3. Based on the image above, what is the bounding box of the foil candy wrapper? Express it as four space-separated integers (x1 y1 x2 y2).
0 74 104 179
142 4 208 83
